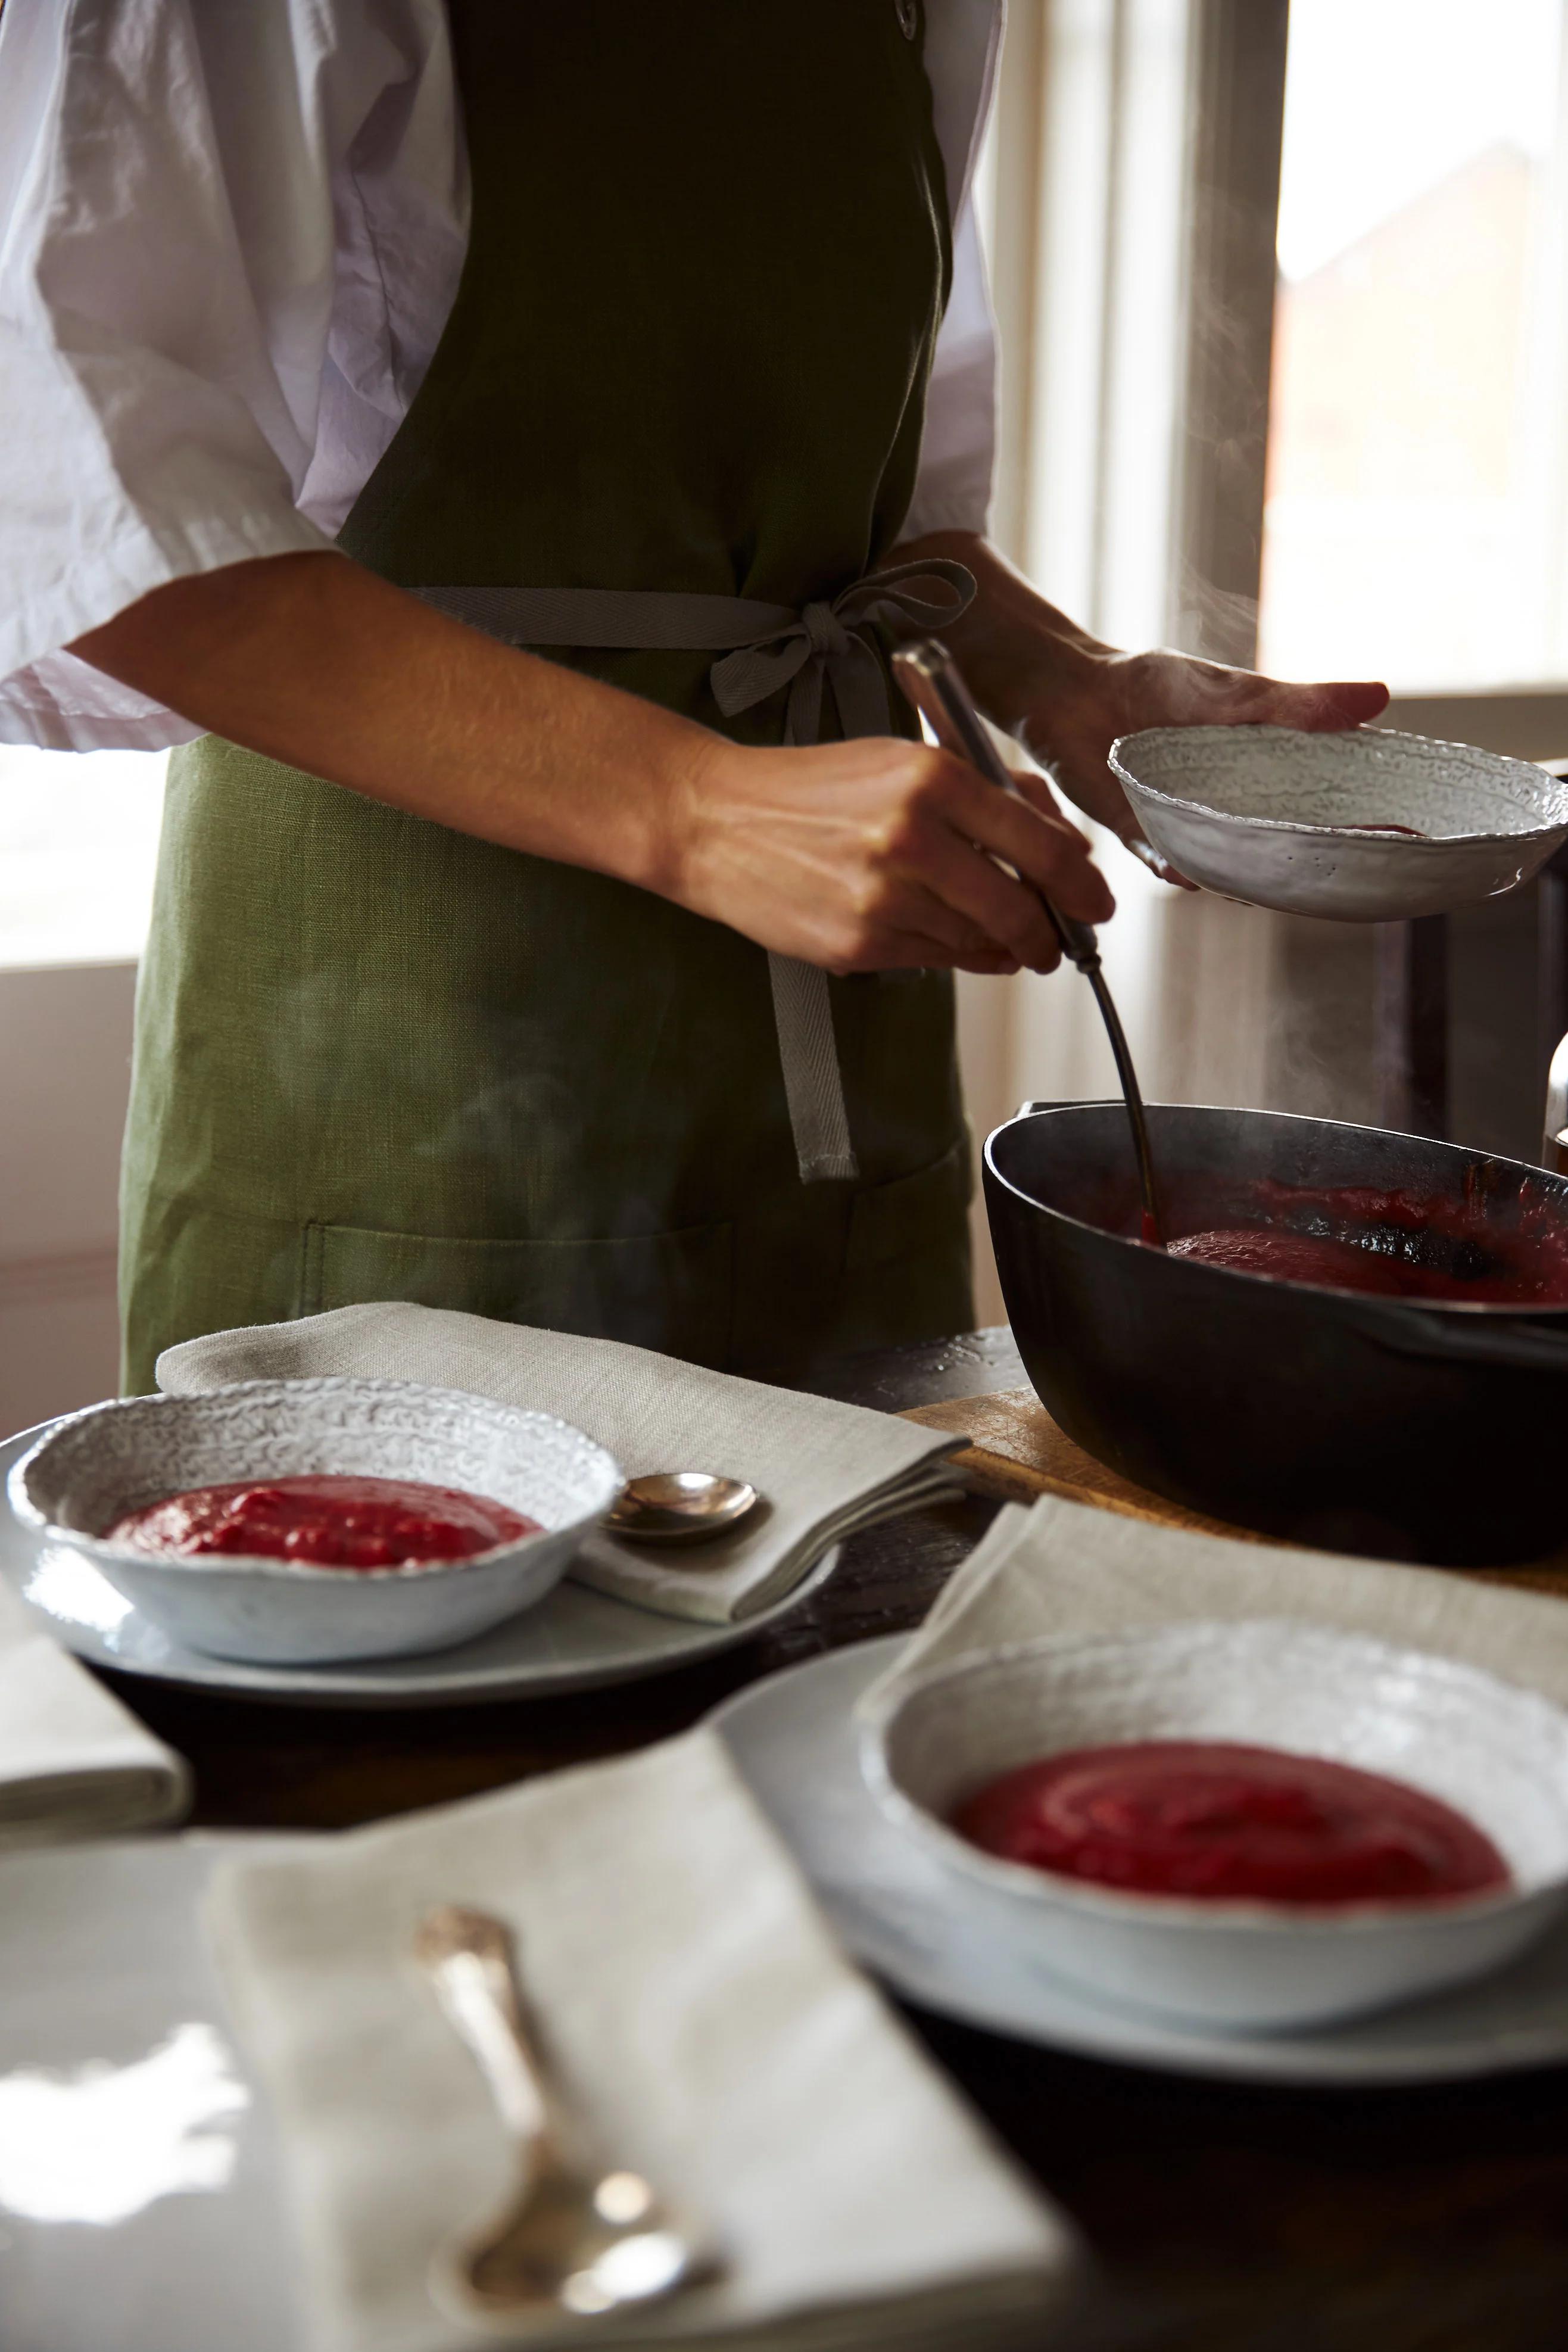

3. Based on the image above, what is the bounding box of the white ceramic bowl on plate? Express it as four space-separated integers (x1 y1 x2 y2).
7 1378 622 1667
859 1621 1568 2032
1107 724 1568 920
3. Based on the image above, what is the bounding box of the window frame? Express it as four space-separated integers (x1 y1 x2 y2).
986 0 1568 764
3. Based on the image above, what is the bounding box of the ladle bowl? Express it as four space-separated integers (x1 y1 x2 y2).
985 1102 1568 1566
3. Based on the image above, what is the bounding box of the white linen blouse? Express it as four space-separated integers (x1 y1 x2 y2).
0 0 1002 753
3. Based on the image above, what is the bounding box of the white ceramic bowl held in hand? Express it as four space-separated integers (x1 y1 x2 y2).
8 1379 622 1667
859 1621 1568 2032
1108 724 1568 920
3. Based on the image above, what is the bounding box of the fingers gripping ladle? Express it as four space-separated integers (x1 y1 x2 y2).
891 639 1167 1248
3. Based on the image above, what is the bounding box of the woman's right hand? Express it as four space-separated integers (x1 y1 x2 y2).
667 733 1116 976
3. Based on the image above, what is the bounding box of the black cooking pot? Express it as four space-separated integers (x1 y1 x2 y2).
984 1102 1568 1566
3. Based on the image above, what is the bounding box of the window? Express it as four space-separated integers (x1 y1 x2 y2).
962 0 1568 1300
1260 0 1568 694
0 747 166 968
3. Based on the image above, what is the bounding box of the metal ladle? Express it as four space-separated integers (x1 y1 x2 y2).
892 638 1167 1247
607 1472 760 1544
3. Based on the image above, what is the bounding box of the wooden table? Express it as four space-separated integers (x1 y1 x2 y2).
105 1330 1568 2352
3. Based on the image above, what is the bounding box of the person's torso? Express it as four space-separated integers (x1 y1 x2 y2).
124 0 968 1379
339 0 952 733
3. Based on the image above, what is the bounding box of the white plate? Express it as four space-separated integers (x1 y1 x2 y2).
0 1421 838 1709
0 1835 310 2352
710 1636 1568 2086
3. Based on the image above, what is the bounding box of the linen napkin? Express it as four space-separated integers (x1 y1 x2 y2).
158 1304 964 1625
866 1490 1568 1708
0 1566 188 1842
206 1727 1076 2352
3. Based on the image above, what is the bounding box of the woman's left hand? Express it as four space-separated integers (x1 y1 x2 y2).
1017 646 1391 871
891 530 1389 880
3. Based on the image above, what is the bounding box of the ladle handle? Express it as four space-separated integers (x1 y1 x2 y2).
893 640 1165 1245
890 642 1100 971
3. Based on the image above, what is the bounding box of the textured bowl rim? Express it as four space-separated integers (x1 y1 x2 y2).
859 1619 1568 1934
1108 724 1568 851
5 1376 623 1584
981 1099 1568 1316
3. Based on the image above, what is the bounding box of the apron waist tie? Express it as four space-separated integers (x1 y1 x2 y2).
412 559 975 1183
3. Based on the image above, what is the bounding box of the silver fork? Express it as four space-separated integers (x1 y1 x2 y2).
414 1904 714 2326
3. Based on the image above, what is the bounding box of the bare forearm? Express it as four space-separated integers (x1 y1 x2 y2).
890 528 1106 733
68 546 1114 976
69 551 703 893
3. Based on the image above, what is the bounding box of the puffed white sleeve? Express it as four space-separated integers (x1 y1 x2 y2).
0 0 465 752
901 0 1000 541
902 200 998 540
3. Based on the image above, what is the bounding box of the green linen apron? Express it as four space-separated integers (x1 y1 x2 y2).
119 0 974 1392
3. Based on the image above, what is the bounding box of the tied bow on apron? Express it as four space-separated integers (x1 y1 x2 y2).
707 559 975 747
414 558 975 1182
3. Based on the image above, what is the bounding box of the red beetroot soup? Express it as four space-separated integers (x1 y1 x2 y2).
953 1740 1508 1906
105 1475 539 1571
1158 1175 1568 1304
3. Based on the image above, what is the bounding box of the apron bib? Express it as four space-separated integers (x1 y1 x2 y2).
120 0 973 1388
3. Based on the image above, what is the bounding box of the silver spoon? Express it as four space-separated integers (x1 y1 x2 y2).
414 1905 715 2325
607 1472 760 1544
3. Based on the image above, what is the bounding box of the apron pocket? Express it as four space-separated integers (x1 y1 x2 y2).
827 1137 974 1352
844 1137 972 1275
304 1219 735 1368
846 1133 968 1279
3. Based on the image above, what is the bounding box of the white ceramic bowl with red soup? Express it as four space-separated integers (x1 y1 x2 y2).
8 1379 622 1666
857 1621 1568 2032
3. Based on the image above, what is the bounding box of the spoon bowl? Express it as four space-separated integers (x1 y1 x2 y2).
439 2164 699 2323
608 1473 760 1544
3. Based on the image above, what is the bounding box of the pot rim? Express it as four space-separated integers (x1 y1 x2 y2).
983 1101 1568 1320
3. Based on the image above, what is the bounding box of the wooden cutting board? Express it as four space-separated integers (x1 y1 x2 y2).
902 1387 1568 1598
